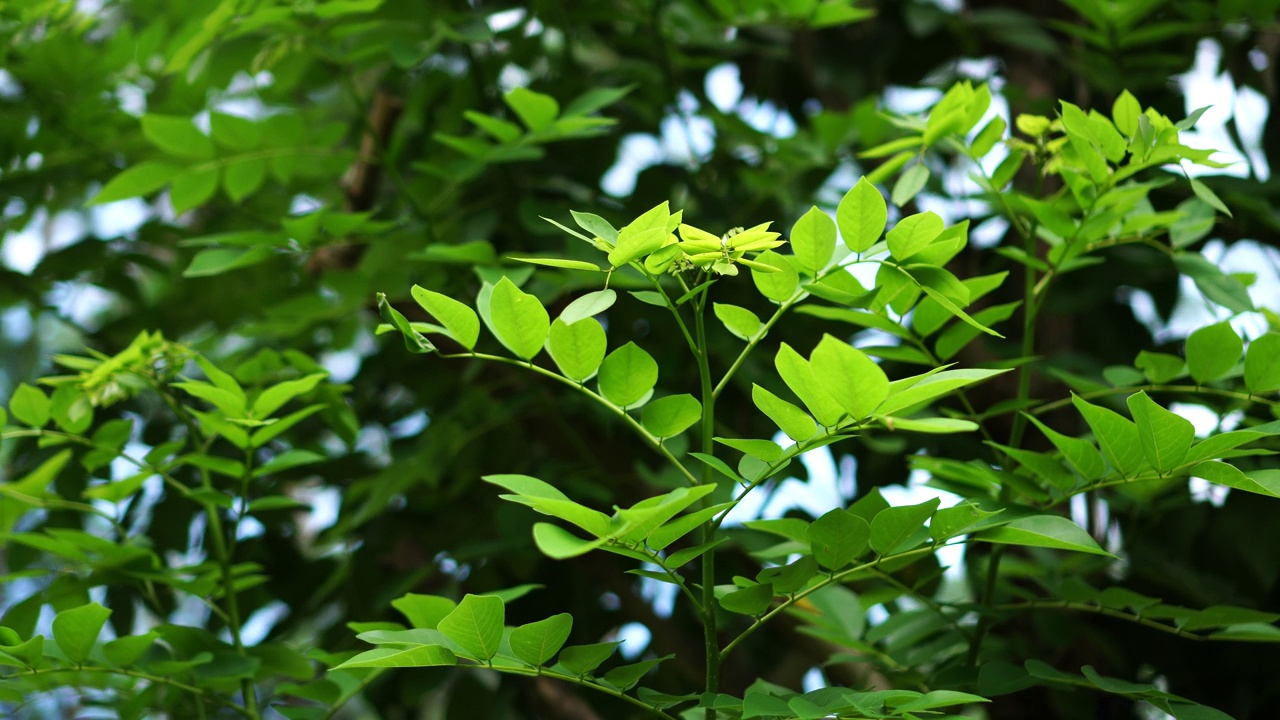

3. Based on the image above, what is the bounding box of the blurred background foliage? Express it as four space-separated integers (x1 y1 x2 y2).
1 0 1278 717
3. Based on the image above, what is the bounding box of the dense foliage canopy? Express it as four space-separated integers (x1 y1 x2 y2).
2 1 1279 719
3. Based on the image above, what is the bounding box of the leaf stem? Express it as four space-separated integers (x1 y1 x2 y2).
693 294 720 719
2 666 246 716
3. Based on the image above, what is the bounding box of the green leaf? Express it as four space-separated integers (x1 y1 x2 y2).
810 334 888 420
886 417 978 433
141 115 214 159
437 594 504 662
378 288 435 351
807 509 871 569
878 368 1007 416
9 384 50 427
1126 391 1194 474
774 343 844 427
391 594 456 629
790 206 836 274
183 246 274 277
714 303 762 341
532 522 608 559
252 449 324 477
1186 321 1241 384
716 437 783 462
1026 415 1106 481
250 373 326 418
209 112 261 150
602 656 671 691
504 87 559 132
870 498 940 555
970 116 1006 157
557 641 621 675
978 515 1114 556
1190 462 1280 499
1072 393 1146 476
489 276 550 360
91 162 183 204
1189 177 1232 218
560 289 616 325
750 250 799 303
570 210 618 242
1135 351 1185 384
920 286 1003 338
411 285 480 350
891 163 930 207
334 645 457 669
52 602 112 664
547 318 606 382
886 211 944 262
510 614 573 667
598 342 658 407
1173 253 1254 314
511 256 603 272
641 394 702 438
720 583 775 616
837 177 887 253
1245 333 1280 393
170 167 220 214
223 158 267 202
930 502 1002 542
752 384 816 442
1111 90 1142 136
894 691 990 712
103 631 159 667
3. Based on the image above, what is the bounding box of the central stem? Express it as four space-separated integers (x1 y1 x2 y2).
693 294 719 719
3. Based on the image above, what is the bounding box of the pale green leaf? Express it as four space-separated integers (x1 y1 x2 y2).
437 594 504 661
52 603 112 664
837 177 887 253
752 384 816 441
641 394 702 438
809 334 888 420
886 211 943 262
790 206 836 274
560 289 616 325
1245 333 1280 393
510 614 573 667
713 303 762 341
750 250 799 303
977 515 1114 556
489 276 550 360
1127 391 1194 474
598 342 658 407
411 285 480 350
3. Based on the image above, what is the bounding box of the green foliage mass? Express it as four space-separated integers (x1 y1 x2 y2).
2 1 1280 719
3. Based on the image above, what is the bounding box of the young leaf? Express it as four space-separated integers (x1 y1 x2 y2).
489 277 550 360
750 250 799 303
641 394 701 438
809 334 888 420
141 114 214 159
1134 351 1185 384
1126 391 1194 474
598 342 658 407
560 289 617 325
790 206 837 274
510 614 573 667
837 177 887 253
224 158 266 202
869 498 940 555
547 318 607 382
170 168 219 214
253 373 327 418
720 583 775 616
437 594 504 662
877 368 1007 416
807 509 871 569
52 603 112 664
976 515 1114 557
714 303 762 341
715 437 783 462
885 211 943 262
1185 321 1241 384
1244 333 1280 393
752 384 817 442
411 285 481 350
